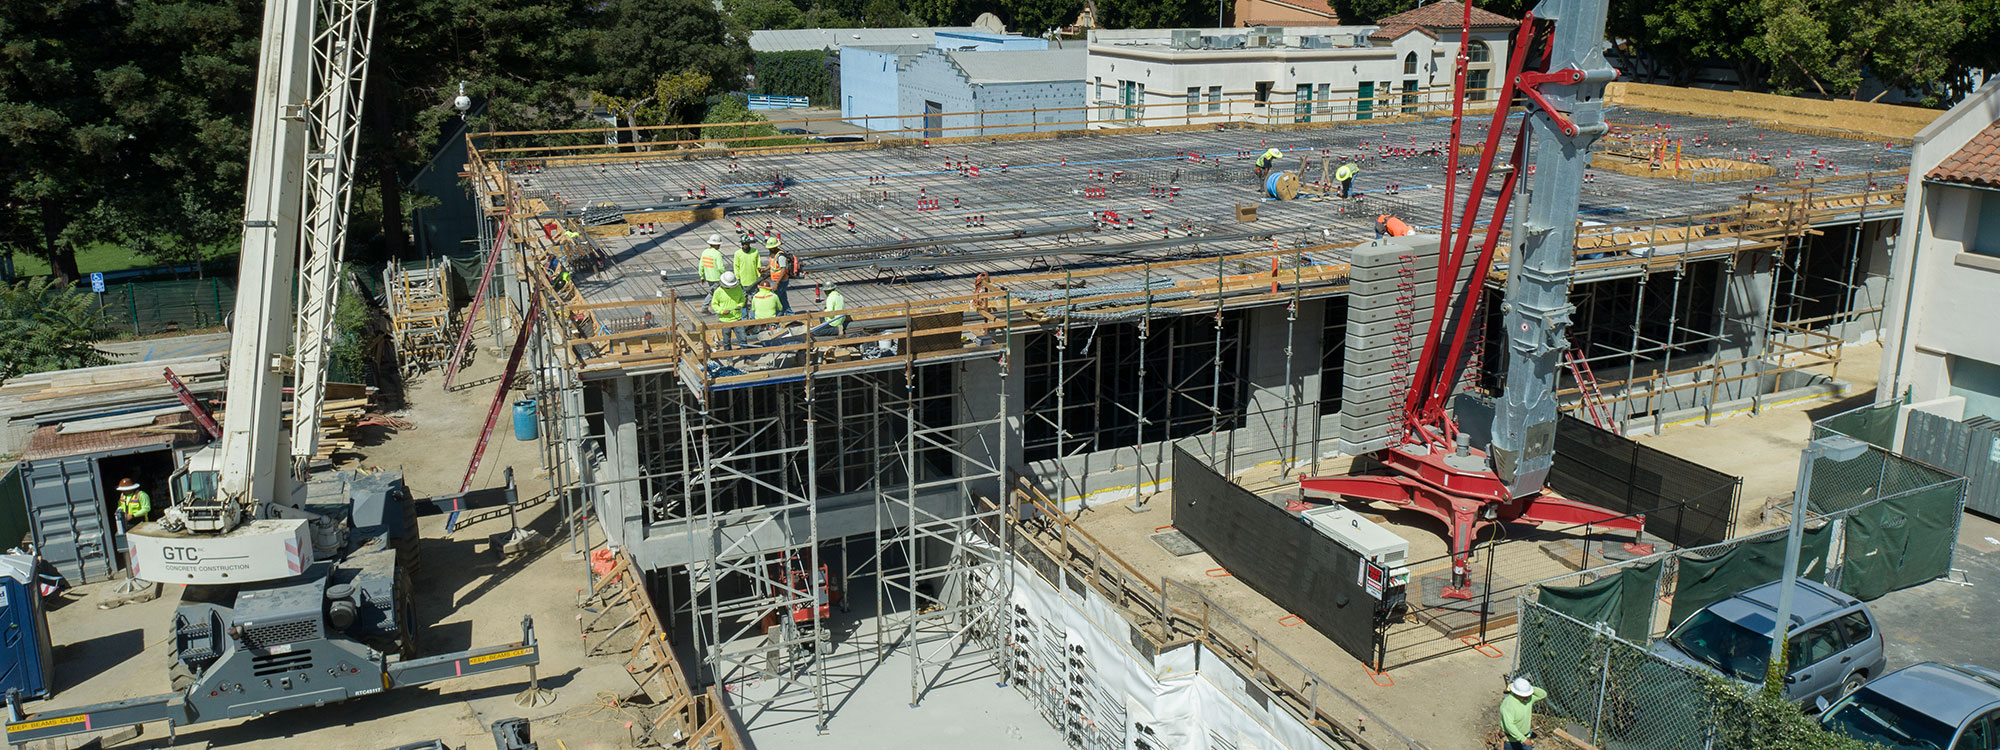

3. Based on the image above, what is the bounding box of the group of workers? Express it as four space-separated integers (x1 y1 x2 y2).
1253 148 1359 199
700 234 847 349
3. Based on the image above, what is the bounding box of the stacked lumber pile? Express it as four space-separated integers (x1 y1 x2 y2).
0 354 227 429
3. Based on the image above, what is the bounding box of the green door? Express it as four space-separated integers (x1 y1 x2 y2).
1356 81 1374 120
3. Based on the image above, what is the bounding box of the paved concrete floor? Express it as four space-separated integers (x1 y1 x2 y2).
28 354 644 750
1869 513 2000 673
96 332 231 363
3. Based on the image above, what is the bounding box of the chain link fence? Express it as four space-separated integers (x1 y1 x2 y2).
89 277 235 336
1514 438 1967 749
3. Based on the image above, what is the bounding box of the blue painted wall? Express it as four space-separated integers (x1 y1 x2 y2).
840 46 905 129
896 50 1084 136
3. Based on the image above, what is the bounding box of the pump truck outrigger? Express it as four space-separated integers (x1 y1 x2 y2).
2 0 545 745
1298 0 1650 599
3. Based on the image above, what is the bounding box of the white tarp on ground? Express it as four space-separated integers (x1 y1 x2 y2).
1005 558 1338 750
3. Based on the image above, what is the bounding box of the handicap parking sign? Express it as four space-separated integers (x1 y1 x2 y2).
89 272 105 293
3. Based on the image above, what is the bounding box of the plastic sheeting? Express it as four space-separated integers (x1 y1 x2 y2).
1006 558 1340 750
1667 526 1830 627
1538 561 1661 642
1838 483 1962 600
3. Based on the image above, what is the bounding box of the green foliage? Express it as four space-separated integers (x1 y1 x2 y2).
1695 673 1888 750
700 95 806 148
0 279 113 381
328 267 373 384
999 0 1084 36
725 0 806 30
1095 0 1213 29
1758 0 1965 102
752 51 835 105
859 0 916 26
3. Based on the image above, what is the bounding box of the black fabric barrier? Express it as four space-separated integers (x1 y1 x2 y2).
1547 413 1741 547
1172 447 1383 666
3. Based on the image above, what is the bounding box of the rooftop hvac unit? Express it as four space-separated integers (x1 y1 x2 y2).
1300 506 1412 587
1171 29 1202 49
1246 33 1273 48
1298 35 1332 49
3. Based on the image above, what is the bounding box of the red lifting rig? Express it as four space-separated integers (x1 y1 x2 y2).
1298 0 1647 600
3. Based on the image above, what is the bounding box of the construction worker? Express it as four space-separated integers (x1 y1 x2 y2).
767 244 800 315
699 234 726 285
1335 162 1359 198
1253 147 1284 180
810 281 849 337
1500 677 1547 750
116 478 151 525
1375 214 1413 239
749 280 782 331
710 271 748 348
734 239 763 293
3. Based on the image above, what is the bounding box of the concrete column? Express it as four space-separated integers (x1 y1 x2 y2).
1718 252 1776 405
1237 300 1324 474
595 376 645 551
958 333 1024 502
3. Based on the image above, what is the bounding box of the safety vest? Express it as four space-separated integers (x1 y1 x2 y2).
733 250 761 290
118 490 151 521
823 290 848 327
700 246 725 282
1335 163 1359 181
1256 148 1282 167
751 287 781 319
1379 215 1413 237
768 251 799 283
710 285 747 322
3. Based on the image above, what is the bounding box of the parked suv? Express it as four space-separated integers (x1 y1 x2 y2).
1651 578 1887 704
1820 663 2000 749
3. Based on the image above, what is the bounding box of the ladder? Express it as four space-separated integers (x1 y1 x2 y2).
1562 344 1614 431
450 293 541 530
442 225 509 391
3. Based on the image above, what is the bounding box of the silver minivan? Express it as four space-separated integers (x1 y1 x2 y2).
1651 578 1888 704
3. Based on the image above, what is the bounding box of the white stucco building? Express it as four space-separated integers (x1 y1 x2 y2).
1084 2 1515 127
1879 79 2000 421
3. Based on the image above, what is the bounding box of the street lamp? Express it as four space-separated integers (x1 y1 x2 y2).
1767 433 1869 696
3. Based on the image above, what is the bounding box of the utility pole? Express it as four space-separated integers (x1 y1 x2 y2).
1767 434 1867 697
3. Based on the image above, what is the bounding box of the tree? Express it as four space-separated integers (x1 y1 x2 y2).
860 0 915 27
592 0 751 103
0 279 112 381
1000 0 1084 37
800 5 857 27
1607 0 1766 86
1095 0 1211 29
700 95 803 148
590 70 714 146
725 0 807 30
1758 0 1965 101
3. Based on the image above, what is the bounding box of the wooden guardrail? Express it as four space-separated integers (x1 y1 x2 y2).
580 552 747 749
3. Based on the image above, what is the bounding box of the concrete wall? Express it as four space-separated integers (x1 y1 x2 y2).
840 47 905 129
1085 28 1506 126
891 50 1086 136
1881 78 2000 410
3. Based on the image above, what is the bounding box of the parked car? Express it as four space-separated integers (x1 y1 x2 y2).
1650 578 1887 705
1820 662 2000 749
778 127 811 135
809 134 865 144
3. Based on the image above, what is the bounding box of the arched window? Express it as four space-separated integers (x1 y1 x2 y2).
1403 52 1418 75
1468 40 1491 63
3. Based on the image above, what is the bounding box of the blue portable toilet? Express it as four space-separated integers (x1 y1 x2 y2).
512 399 539 442
0 555 53 700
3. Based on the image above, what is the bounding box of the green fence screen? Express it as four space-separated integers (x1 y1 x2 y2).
1539 561 1661 642
1669 526 1830 626
1839 483 1964 600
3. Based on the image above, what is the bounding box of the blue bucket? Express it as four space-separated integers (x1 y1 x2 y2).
512 399 539 441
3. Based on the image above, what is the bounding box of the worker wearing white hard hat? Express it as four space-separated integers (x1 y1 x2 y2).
699 233 726 285
116 478 151 524
1500 676 1546 749
710 271 748 349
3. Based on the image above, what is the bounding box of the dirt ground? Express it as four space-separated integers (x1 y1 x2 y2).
31 350 648 750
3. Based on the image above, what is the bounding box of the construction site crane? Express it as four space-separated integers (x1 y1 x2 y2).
1300 0 1646 599
3 0 545 744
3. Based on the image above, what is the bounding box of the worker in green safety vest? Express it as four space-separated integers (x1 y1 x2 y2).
733 239 762 292
811 282 849 337
1254 147 1284 181
750 280 781 322
116 478 151 525
1500 677 1547 750
699 234 725 285
1335 162 1359 198
710 271 748 348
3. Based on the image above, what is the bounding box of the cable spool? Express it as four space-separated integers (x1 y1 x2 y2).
1265 171 1300 201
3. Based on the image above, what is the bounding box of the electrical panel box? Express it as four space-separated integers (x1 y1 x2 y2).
1300 506 1411 586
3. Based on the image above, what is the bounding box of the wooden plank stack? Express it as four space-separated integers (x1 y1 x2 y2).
0 354 227 426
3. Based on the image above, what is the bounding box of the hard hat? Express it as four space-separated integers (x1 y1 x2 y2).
765 236 781 249
821 280 837 290
117 478 140 491
707 233 724 246
1509 677 1534 697
720 271 738 286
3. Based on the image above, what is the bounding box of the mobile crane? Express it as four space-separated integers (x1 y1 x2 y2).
1300 0 1646 598
4 0 543 744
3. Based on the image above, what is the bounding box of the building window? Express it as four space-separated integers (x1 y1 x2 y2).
1402 79 1418 114
1120 80 1140 121
1095 76 1103 102
1403 52 1418 75
1316 83 1330 115
1379 80 1391 112
1207 85 1222 112
1468 40 1491 63
1254 81 1273 108
1187 86 1201 116
1296 83 1313 122
1467 69 1489 101
1975 191 2000 257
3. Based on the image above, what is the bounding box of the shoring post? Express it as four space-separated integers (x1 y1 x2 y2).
1212 250 1226 473
1591 621 1613 744
1135 262 1151 509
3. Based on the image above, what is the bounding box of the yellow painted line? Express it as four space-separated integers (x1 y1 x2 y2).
1658 392 1834 429
470 646 534 665
9 715 86 732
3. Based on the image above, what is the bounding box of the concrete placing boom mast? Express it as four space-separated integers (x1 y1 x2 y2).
1301 0 1644 599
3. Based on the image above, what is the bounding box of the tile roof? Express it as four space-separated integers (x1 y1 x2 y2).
1376 1 1516 28
1927 120 2000 188
1368 23 1438 41
1245 0 1339 17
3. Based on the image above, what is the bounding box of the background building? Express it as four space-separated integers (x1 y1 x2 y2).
1880 79 2000 422
842 47 1086 136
